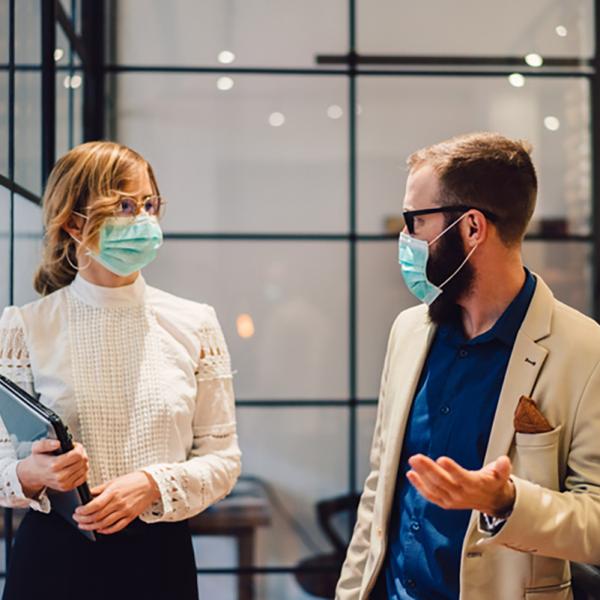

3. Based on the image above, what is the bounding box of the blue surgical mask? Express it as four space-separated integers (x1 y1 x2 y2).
72 213 163 276
398 212 477 305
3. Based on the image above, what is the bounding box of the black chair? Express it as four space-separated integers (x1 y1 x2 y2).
571 562 600 599
294 493 361 599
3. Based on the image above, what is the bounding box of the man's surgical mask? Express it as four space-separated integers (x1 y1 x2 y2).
398 212 477 305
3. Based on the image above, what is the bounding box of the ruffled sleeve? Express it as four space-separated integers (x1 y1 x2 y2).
140 306 241 522
0 307 50 513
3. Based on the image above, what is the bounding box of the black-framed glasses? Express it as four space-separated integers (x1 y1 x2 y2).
402 204 498 234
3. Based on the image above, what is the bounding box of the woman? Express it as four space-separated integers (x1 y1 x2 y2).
0 141 241 599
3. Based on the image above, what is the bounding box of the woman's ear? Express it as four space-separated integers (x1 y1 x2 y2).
62 214 86 242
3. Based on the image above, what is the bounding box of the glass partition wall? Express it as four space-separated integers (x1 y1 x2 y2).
1 1 599 598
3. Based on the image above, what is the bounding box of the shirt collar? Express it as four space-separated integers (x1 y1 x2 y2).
439 268 537 348
69 273 147 308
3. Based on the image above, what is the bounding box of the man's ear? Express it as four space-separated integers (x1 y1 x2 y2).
464 211 487 247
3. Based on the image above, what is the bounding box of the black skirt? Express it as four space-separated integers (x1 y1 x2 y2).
2 509 199 600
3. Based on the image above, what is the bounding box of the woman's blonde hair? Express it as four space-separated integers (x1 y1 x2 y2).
33 141 160 296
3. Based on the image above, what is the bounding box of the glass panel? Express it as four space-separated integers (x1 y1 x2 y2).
357 240 593 399
358 0 593 59
144 240 349 400
0 186 10 311
235 407 348 567
15 72 42 195
523 241 592 316
255 573 342 600
114 0 347 68
56 68 83 159
13 195 42 306
357 405 377 489
358 241 417 399
0 71 8 177
0 0 8 64
15 0 40 65
115 74 348 234
358 76 591 237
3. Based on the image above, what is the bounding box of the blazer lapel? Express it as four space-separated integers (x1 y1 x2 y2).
464 273 554 536
380 315 437 516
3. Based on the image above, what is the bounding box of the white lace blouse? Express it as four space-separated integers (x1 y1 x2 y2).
0 274 241 523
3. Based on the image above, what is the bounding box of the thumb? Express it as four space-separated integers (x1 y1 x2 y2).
90 482 107 497
491 455 512 480
32 439 61 454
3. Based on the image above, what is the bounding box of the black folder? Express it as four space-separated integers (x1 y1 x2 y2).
0 374 95 541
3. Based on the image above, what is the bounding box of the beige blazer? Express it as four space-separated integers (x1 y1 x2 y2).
336 275 600 600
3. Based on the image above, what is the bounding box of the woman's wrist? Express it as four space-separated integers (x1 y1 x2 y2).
16 458 44 499
140 471 161 504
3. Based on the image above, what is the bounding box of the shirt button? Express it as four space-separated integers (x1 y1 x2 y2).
410 521 420 532
459 348 468 358
407 579 416 589
440 405 450 415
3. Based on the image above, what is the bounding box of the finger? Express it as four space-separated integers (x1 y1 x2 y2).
98 517 132 535
90 483 107 497
409 455 459 493
78 510 123 532
436 456 469 478
75 488 113 516
492 455 512 479
406 471 446 506
54 445 90 470
32 439 61 454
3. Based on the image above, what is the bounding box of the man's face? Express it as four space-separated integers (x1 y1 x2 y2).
402 165 475 324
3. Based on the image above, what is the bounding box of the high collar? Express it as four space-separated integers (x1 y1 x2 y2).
69 273 147 308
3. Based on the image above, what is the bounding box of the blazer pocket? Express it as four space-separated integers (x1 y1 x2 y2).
524 580 572 600
514 425 562 490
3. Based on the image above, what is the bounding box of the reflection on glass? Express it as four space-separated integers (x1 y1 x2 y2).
358 0 593 58
113 0 346 67
115 74 348 234
357 240 592 400
236 407 348 568
144 240 349 400
0 186 10 311
15 0 40 64
15 72 42 195
13 196 42 306
358 77 591 236
0 73 8 177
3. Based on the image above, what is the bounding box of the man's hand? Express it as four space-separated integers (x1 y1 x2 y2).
406 454 516 517
73 471 161 535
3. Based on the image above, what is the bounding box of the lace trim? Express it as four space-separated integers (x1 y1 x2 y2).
142 463 204 521
0 327 34 385
196 325 232 381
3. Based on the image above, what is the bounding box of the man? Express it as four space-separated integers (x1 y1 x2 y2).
336 132 600 599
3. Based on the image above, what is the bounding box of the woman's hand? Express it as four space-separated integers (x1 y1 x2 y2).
73 471 161 535
16 439 89 499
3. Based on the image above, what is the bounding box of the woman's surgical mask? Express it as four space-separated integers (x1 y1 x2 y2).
71 212 163 276
398 212 477 305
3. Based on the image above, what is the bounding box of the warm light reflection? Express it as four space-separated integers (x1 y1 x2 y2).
237 314 255 339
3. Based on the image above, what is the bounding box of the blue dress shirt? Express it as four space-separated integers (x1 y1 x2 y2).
377 269 536 600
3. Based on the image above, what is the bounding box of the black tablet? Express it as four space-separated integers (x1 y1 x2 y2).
0 374 95 542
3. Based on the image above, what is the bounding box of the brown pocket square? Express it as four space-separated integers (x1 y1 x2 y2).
514 396 553 434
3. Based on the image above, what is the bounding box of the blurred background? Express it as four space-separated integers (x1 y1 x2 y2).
0 1 598 598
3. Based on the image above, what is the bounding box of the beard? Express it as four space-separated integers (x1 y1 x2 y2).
426 222 475 325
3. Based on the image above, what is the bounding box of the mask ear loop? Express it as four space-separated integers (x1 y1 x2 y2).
66 221 93 271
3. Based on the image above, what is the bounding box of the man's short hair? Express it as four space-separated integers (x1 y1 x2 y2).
408 132 537 245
